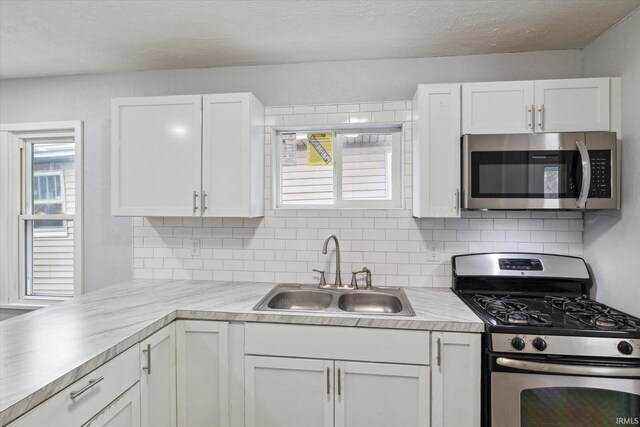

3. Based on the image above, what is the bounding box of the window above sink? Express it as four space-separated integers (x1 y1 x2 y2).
273 125 403 209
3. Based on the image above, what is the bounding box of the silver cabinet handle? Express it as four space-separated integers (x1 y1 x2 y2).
496 357 640 377
143 343 151 374
575 140 591 209
537 104 544 131
70 376 104 399
436 338 442 366
453 189 460 213
337 368 342 396
202 191 208 213
192 191 199 215
326 367 330 396
527 104 533 129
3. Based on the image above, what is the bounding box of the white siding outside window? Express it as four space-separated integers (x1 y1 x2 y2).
276 128 402 208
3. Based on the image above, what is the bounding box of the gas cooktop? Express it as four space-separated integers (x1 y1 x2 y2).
460 294 640 338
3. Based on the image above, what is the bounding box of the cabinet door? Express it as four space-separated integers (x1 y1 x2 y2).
412 84 462 218
462 81 534 134
111 95 202 216
431 332 481 427
244 356 333 427
140 323 177 427
535 78 610 132
84 382 141 427
334 361 429 427
202 93 264 217
176 321 229 427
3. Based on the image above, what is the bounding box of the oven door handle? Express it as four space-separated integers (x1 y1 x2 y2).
496 357 640 378
575 140 591 209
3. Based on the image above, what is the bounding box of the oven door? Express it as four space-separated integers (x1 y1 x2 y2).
491 357 640 427
462 132 617 210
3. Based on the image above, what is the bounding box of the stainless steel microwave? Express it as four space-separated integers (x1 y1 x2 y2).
462 132 619 210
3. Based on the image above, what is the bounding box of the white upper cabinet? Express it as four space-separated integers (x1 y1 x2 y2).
462 81 535 134
111 95 203 216
462 78 613 134
112 92 264 217
534 78 610 132
412 84 462 218
202 93 264 217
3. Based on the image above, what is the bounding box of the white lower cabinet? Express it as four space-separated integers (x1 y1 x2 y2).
244 356 333 427
334 361 430 427
84 383 141 427
140 323 177 427
176 320 230 427
244 356 428 427
9 321 481 427
431 332 482 427
8 345 140 427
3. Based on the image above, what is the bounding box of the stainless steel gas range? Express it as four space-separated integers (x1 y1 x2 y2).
452 253 640 427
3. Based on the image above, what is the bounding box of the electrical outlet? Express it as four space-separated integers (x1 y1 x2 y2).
190 239 201 257
427 242 443 263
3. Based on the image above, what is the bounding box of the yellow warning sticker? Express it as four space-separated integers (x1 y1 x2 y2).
306 132 333 166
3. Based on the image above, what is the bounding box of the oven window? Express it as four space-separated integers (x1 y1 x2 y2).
521 387 640 426
471 151 580 199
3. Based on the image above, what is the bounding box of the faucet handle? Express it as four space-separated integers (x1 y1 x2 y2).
350 272 360 290
352 267 373 290
312 269 327 288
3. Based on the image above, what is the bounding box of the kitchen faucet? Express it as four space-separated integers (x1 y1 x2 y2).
322 234 345 288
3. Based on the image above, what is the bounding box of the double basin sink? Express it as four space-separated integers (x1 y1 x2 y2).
253 284 415 316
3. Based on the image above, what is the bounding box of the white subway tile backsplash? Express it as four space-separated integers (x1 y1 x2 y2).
372 111 396 122
360 103 383 112
315 105 338 113
349 112 372 123
133 100 583 287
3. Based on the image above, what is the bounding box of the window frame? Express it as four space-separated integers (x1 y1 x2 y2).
0 121 83 309
272 124 404 209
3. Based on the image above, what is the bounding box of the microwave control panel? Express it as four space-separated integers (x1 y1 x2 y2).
588 150 611 198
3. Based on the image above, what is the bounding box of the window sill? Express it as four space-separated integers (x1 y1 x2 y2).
275 205 405 210
0 296 70 310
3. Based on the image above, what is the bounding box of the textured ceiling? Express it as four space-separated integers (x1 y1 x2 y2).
1 0 639 79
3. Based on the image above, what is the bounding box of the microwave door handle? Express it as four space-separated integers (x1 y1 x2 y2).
575 140 591 209
496 357 640 378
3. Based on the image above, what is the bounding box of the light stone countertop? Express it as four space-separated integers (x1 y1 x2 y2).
0 279 483 424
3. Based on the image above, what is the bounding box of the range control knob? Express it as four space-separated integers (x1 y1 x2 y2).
618 341 633 355
532 337 547 351
511 337 526 351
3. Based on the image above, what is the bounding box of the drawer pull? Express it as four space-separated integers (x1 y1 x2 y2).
70 376 104 399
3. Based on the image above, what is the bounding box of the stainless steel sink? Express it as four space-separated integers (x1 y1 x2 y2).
267 290 333 311
253 284 415 316
337 292 403 314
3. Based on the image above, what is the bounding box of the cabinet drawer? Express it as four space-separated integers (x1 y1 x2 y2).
245 323 429 365
9 345 140 426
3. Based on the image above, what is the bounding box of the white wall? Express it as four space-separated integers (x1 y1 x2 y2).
0 49 583 294
583 10 640 316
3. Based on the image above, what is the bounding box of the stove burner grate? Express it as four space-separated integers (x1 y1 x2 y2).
544 296 640 330
474 295 552 327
